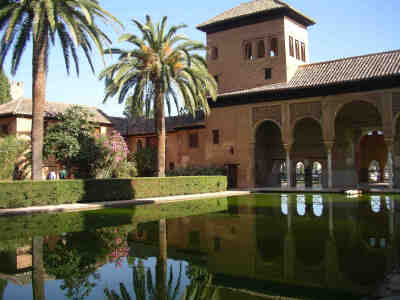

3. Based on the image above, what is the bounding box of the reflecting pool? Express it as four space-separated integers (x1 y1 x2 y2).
0 193 399 299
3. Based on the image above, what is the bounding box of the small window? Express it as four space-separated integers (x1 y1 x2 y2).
257 40 265 58
145 137 151 148
211 46 218 60
137 140 143 151
270 37 278 57
214 75 219 84
264 68 272 80
301 42 306 62
295 40 300 60
212 129 219 144
1 124 8 135
189 133 199 148
169 162 175 170
244 42 252 60
289 36 294 57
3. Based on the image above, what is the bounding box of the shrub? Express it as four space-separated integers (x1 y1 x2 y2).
130 147 157 177
0 176 227 208
0 135 28 180
112 160 137 178
166 166 227 177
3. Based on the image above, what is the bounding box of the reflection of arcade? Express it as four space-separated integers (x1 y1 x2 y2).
130 194 400 299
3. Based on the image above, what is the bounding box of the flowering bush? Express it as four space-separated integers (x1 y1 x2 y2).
95 130 133 178
96 227 130 268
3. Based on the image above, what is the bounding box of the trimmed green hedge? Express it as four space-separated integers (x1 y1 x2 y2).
0 176 227 208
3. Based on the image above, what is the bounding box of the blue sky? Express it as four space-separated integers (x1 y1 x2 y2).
4 0 400 117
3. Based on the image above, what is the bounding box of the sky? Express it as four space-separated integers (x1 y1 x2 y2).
4 0 400 117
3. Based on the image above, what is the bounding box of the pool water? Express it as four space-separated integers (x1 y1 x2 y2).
0 193 398 300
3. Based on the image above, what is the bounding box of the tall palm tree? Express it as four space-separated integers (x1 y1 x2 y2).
100 16 218 177
0 0 121 180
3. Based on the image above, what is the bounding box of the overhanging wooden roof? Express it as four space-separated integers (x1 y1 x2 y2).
197 0 315 33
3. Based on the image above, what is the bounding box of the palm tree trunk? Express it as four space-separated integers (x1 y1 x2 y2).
31 25 48 180
32 237 45 300
154 91 165 177
156 219 167 300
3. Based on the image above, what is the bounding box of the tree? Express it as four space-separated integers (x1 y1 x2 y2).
0 69 10 104
0 0 122 180
100 16 218 177
43 106 108 178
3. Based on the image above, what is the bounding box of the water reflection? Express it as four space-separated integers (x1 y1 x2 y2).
0 194 399 299
296 194 306 216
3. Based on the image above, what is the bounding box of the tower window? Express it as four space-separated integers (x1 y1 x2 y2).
270 37 278 57
212 129 220 144
265 68 272 80
244 42 253 60
301 42 306 62
189 133 199 148
295 40 300 60
289 36 294 57
211 46 218 60
257 40 265 58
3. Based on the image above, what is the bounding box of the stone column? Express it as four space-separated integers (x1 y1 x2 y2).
386 139 394 188
284 144 292 187
325 142 334 188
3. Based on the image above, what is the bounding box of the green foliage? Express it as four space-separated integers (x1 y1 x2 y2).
100 16 217 116
0 0 122 76
0 69 10 104
43 106 110 178
166 166 227 177
0 135 27 180
113 160 138 178
131 147 157 177
0 176 227 208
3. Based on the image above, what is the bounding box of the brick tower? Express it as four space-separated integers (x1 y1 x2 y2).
197 0 315 94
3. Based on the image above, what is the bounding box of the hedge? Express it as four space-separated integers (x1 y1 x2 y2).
0 176 227 209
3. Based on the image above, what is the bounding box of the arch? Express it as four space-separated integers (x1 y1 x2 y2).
295 161 305 188
371 195 382 213
290 115 322 135
244 42 252 60
312 194 324 217
291 118 326 187
368 160 381 183
296 194 306 216
257 40 265 58
254 120 285 187
312 161 323 187
334 101 383 186
333 99 382 122
281 194 288 215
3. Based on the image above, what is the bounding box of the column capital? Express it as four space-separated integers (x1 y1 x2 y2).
324 141 334 151
283 143 292 153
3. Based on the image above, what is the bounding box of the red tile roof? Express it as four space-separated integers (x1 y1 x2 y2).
219 49 400 97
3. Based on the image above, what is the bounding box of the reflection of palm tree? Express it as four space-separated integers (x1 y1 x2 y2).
0 279 7 300
32 237 45 300
105 219 183 300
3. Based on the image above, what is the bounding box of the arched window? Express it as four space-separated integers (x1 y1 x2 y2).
270 37 278 57
137 140 143 151
368 160 380 183
211 46 218 60
257 40 265 58
244 42 252 60
312 161 322 187
296 162 305 187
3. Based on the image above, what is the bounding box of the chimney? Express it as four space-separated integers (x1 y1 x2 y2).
10 81 24 100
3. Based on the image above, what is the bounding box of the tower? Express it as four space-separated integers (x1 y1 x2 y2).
197 0 315 93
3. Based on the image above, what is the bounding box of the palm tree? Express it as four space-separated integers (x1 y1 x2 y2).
100 16 218 177
0 0 121 180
